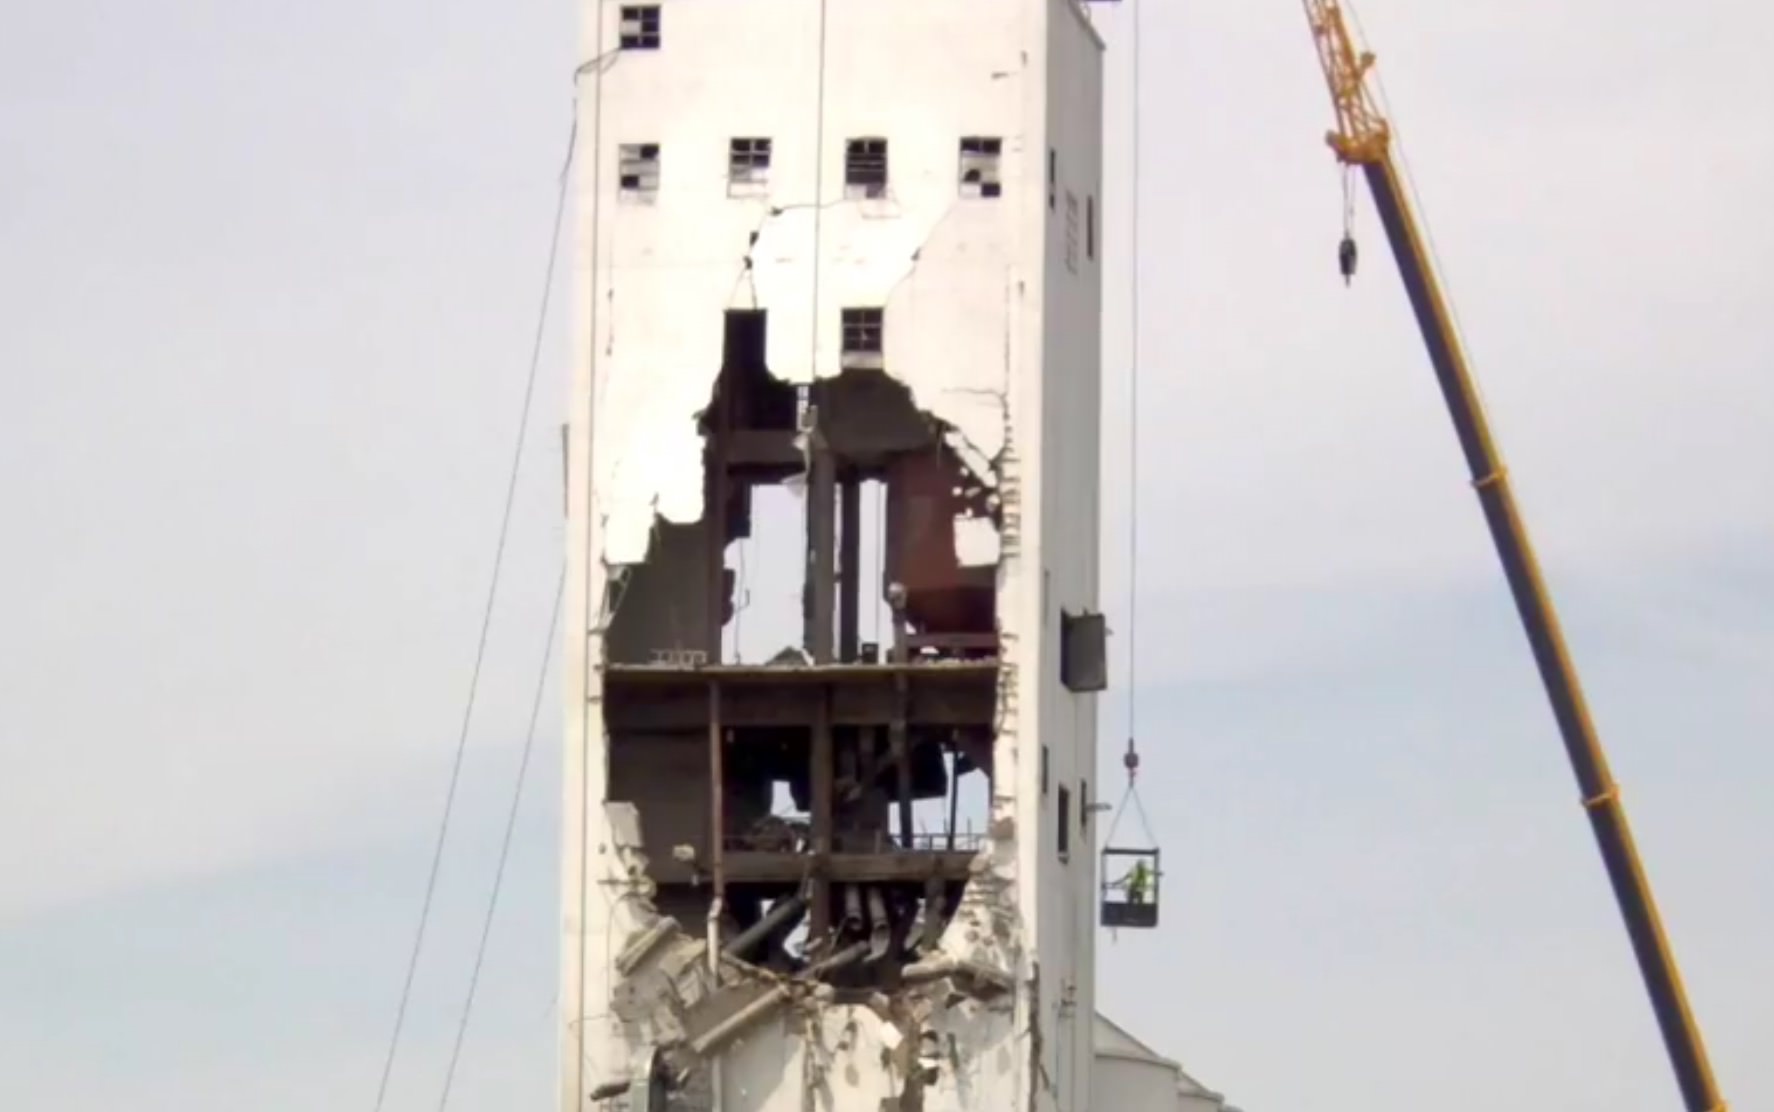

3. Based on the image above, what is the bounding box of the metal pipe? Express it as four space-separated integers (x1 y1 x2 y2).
703 368 730 1112
842 882 864 934
888 588 913 849
865 885 890 961
704 683 729 1109
706 364 729 661
805 938 871 978
805 696 832 941
689 984 790 1057
839 472 861 662
901 955 1012 993
806 418 836 664
945 740 960 852
706 898 726 1112
707 682 725 918
722 895 807 960
690 941 874 1059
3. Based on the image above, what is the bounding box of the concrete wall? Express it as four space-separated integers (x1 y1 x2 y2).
1033 6 1106 1106
574 0 1042 563
562 1 1106 1109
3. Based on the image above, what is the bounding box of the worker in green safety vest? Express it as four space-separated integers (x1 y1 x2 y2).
1124 859 1151 906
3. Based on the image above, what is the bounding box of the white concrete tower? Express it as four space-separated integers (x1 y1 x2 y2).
561 0 1107 1108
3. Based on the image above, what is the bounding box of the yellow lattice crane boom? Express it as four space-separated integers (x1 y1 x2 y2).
1298 4 1727 1110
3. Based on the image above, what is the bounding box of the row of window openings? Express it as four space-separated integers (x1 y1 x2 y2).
1041 747 1089 863
620 139 1095 259
615 18 1091 214
693 306 870 368
613 9 1096 250
619 137 1007 201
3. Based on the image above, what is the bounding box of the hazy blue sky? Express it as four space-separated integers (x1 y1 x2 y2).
3 1 1769 1110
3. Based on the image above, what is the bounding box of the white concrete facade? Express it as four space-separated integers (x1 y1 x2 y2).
561 0 1106 1108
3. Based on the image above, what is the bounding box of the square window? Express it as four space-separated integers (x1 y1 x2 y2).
618 143 660 197
619 5 660 50
845 138 888 199
728 137 772 192
840 307 883 369
958 136 1003 199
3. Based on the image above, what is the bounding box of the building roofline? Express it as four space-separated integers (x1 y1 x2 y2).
1060 0 1108 51
1093 1013 1181 1070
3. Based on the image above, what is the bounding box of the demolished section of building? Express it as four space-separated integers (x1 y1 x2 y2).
562 1 1109 1109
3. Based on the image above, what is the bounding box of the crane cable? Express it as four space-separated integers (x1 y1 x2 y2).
371 107 577 1112
1103 737 1156 852
1331 2 1485 413
1111 0 1150 845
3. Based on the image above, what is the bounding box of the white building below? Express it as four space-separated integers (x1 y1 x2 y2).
1093 1015 1243 1112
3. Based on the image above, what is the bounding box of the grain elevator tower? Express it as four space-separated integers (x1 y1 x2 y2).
560 0 1108 1107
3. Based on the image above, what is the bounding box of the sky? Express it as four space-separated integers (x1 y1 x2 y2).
1 1 1770 1110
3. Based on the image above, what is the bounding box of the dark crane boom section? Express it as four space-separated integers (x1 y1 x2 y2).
1301 5 1727 1110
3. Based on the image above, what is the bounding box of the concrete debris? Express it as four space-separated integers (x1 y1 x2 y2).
606 801 645 851
614 915 681 976
901 955 1014 997
600 900 1020 1105
686 982 791 1057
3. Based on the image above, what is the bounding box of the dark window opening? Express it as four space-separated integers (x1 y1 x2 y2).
1058 784 1072 859
1086 194 1096 260
840 307 882 357
845 137 888 199
729 137 772 186
1047 147 1057 210
1082 779 1091 830
619 5 661 49
1041 744 1050 796
618 143 661 195
958 136 1003 199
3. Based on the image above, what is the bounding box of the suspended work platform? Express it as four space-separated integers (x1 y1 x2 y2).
1099 738 1161 929
1101 846 1161 929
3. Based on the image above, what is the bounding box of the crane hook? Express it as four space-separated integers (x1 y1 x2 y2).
1338 233 1359 286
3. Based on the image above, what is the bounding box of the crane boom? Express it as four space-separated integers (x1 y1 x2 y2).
1300 5 1727 1111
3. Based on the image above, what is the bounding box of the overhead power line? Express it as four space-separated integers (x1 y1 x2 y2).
436 566 566 1110
371 108 578 1112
